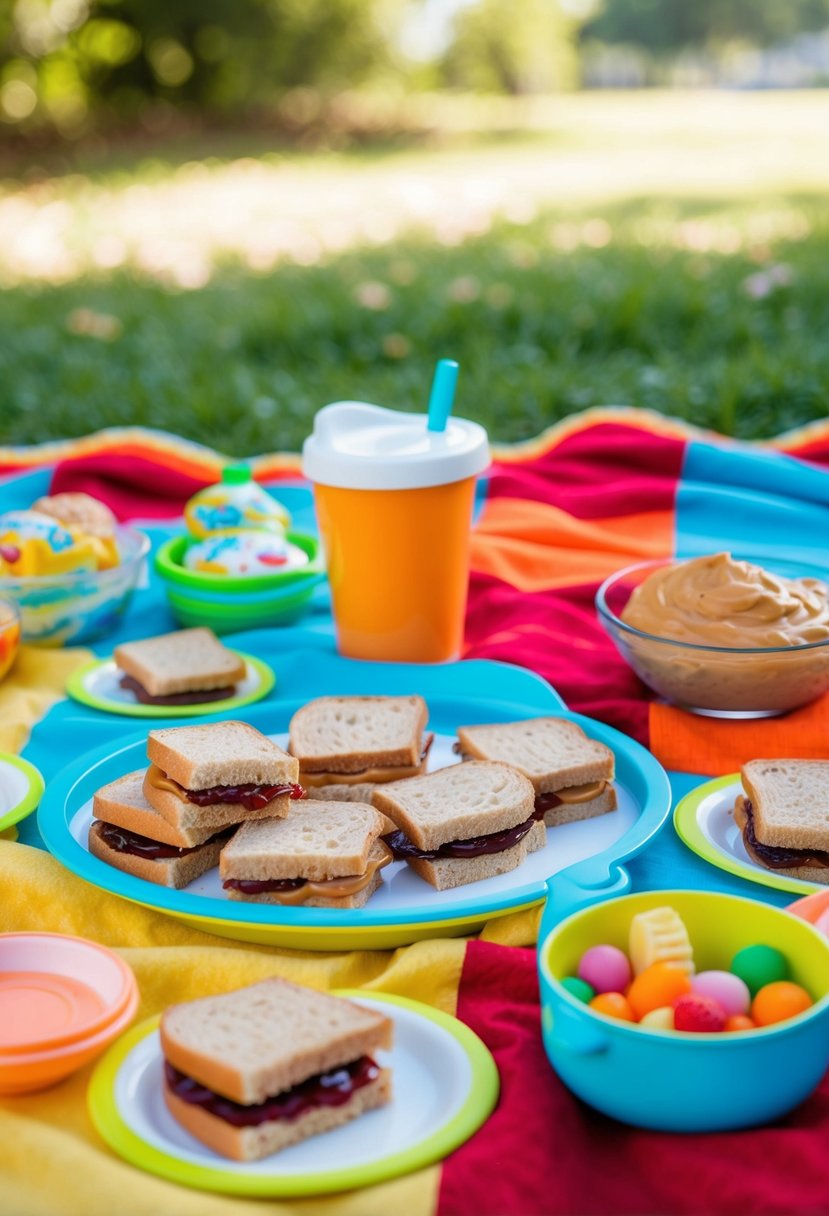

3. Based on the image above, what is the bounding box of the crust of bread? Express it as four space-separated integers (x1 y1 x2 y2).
543 785 617 828
405 818 546 891
114 628 246 696
288 696 428 774
741 759 829 851
160 978 393 1105
164 1069 392 1161
456 718 614 793
734 795 829 884
224 867 385 909
147 722 298 790
88 820 224 888
142 770 292 830
372 761 535 850
93 770 225 847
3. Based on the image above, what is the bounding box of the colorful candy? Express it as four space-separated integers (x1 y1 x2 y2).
691 970 750 1017
627 962 692 1020
577 944 631 995
639 1006 674 1030
724 1014 755 1032
751 981 812 1027
561 976 594 1004
589 992 635 1022
673 993 727 1033
730 944 789 996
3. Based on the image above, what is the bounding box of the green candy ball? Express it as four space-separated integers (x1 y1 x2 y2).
730 944 789 996
561 976 595 1003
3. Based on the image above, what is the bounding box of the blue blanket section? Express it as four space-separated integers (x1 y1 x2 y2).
1 454 806 912
677 439 829 565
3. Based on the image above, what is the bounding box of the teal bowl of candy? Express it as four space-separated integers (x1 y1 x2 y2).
0 527 150 647
538 887 829 1132
154 532 325 635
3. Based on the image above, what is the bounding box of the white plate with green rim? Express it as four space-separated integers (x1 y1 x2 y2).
674 773 821 897
88 991 499 1197
0 753 45 833
65 653 275 719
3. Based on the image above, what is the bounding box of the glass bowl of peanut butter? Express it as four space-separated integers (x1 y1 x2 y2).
596 552 829 716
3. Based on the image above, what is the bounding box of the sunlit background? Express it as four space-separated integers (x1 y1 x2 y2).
2 0 829 452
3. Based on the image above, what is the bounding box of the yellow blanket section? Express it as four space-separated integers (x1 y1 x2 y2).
0 841 535 1216
0 645 92 753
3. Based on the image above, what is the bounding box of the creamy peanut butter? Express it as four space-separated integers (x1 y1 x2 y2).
302 762 425 787
555 780 608 804
231 841 393 905
612 553 829 714
621 552 829 648
146 764 187 800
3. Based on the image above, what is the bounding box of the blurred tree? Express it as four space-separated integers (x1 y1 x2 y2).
0 0 405 134
584 0 829 51
441 0 587 93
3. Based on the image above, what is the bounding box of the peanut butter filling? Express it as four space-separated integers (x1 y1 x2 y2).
225 841 393 904
554 780 608 804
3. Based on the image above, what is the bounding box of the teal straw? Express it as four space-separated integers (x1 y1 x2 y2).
426 359 459 433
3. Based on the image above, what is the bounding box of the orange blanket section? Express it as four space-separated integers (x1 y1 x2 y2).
650 695 829 776
470 497 674 592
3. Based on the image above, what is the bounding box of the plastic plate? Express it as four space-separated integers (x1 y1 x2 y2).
0 752 45 833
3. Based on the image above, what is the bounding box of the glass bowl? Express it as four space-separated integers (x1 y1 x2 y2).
0 598 21 680
596 556 829 718
0 526 150 647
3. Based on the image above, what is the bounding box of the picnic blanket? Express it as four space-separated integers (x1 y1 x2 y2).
2 406 829 1216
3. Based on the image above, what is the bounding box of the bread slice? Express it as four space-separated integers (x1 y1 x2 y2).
143 767 293 830
219 801 390 883
160 977 393 1106
288 696 428 774
88 820 225 888
742 760 829 851
164 1067 391 1161
147 722 298 790
543 784 618 828
405 817 546 891
373 761 535 851
456 718 614 794
306 782 378 803
114 628 247 697
94 770 241 847
734 793 829 885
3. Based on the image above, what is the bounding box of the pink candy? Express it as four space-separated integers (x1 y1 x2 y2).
577 945 632 995
691 970 750 1017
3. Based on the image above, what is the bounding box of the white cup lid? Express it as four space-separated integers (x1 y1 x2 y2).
302 402 490 490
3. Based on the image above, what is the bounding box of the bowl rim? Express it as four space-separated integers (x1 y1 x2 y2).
595 556 829 656
0 525 150 592
538 887 829 1043
154 530 324 592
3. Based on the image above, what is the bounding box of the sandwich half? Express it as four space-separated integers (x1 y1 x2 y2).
220 801 393 907
160 977 393 1161
374 760 545 891
114 627 247 706
455 718 616 827
144 721 303 829
734 759 829 885
288 695 431 791
88 771 232 888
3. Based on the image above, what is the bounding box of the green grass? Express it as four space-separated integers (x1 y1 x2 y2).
3 93 829 452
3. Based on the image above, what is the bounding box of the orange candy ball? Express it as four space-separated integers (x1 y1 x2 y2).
751 981 812 1027
627 962 692 1020
724 1014 756 1032
589 992 635 1022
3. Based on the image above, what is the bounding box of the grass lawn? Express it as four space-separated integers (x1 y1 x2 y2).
2 92 829 453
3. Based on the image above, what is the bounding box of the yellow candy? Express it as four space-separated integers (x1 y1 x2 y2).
629 906 695 976
639 1006 675 1030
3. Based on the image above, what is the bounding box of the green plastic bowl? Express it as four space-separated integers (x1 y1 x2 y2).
154 532 325 634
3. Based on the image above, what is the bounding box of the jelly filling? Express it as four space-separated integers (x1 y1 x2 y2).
184 782 305 810
383 804 544 861
742 799 829 870
533 791 562 815
164 1056 380 1127
120 675 235 706
98 821 232 860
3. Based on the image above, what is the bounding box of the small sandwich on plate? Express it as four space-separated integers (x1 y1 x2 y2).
88 770 235 889
734 759 829 886
289 695 431 802
374 760 545 891
455 718 616 827
113 627 248 706
160 977 393 1161
144 721 304 829
220 800 393 907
